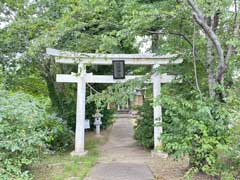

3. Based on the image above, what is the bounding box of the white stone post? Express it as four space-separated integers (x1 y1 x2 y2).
71 64 87 156
152 64 162 149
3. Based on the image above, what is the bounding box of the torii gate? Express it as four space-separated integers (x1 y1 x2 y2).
46 48 183 156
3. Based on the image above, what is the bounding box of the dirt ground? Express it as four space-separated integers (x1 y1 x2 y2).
147 156 217 180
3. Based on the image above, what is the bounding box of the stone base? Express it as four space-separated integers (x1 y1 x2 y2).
151 150 168 158
70 150 88 157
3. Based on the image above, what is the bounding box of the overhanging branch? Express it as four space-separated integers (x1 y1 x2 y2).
148 30 193 47
148 30 207 69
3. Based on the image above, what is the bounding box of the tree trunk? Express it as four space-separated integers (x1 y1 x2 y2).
44 75 62 112
41 58 63 113
152 33 159 53
206 38 216 98
187 0 228 100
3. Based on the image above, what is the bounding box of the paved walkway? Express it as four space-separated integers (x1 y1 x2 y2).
84 114 154 180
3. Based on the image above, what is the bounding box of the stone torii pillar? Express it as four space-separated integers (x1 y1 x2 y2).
71 63 87 156
152 64 162 148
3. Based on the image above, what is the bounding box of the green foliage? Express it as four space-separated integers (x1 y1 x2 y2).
0 0 137 133
87 78 147 109
0 91 48 179
157 90 240 177
134 100 154 149
99 107 115 130
214 89 240 180
1 0 240 179
0 91 73 179
42 114 74 151
215 134 240 180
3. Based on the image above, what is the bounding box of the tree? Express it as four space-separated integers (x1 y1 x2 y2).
186 0 239 99
1 0 240 178
0 0 135 128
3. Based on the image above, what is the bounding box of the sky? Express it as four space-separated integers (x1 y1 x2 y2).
135 36 152 53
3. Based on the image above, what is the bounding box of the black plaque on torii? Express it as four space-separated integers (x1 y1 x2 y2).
112 60 125 79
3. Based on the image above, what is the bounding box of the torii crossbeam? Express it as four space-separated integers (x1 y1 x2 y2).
46 48 183 156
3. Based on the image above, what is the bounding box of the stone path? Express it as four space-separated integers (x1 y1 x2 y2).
84 114 154 180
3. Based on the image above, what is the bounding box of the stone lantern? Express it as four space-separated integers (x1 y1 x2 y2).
92 109 103 136
134 88 144 106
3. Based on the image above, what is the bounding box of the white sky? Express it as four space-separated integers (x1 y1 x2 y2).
0 21 8 28
135 36 152 53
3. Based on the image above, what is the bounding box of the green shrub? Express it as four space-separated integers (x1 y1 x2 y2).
0 91 49 179
134 100 154 149
42 114 74 151
100 107 115 129
160 94 231 176
0 91 73 179
215 131 240 180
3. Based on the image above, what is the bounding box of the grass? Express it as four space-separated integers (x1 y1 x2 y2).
30 132 107 180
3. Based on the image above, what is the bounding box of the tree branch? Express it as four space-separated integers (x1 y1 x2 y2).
148 30 193 47
187 0 226 83
148 30 208 69
192 24 202 99
212 10 220 32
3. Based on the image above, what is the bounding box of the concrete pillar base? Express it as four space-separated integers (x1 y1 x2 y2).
151 150 168 159
71 150 88 157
